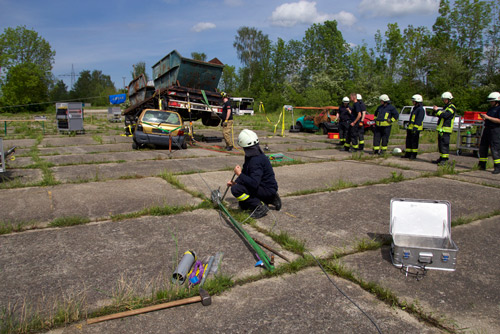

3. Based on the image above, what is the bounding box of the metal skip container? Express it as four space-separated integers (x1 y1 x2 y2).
390 198 458 271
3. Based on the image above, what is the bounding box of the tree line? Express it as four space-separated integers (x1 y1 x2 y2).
1 0 498 114
221 0 500 114
0 26 117 112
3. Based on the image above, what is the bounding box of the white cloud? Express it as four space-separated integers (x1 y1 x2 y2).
332 11 357 27
270 1 356 28
359 0 439 17
191 22 216 32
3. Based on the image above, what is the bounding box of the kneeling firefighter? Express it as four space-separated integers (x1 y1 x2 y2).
227 129 281 218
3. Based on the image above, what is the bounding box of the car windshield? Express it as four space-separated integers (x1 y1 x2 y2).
143 110 180 125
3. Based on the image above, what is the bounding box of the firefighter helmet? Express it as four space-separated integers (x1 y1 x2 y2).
487 92 500 102
357 94 362 100
441 92 453 100
221 92 227 98
412 94 423 103
379 94 390 102
342 97 349 103
238 129 259 148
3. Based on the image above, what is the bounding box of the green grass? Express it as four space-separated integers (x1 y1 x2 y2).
48 216 91 228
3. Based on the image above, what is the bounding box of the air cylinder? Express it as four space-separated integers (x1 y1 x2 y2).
172 250 196 284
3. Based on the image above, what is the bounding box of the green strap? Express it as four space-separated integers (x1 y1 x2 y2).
201 90 210 106
142 121 181 134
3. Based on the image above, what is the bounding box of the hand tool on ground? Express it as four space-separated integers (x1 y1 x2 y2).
87 289 211 325
200 255 214 287
172 250 196 284
252 237 290 263
221 173 236 202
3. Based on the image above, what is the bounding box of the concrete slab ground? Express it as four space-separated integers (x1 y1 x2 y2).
446 169 500 187
42 148 227 166
41 137 99 147
38 143 132 155
51 156 242 182
340 216 500 333
254 177 500 256
178 161 421 202
0 168 42 185
2 138 37 148
0 177 201 223
0 209 293 311
60 267 440 334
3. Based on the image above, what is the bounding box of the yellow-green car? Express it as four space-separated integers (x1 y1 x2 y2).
132 109 187 149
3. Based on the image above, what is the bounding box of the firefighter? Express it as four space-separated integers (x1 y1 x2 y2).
402 94 425 160
432 92 456 165
346 93 361 151
338 97 351 147
373 94 399 154
356 94 367 151
227 129 281 218
220 92 233 151
478 92 500 174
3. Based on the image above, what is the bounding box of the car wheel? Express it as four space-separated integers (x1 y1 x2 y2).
132 140 139 150
456 149 462 156
295 122 303 132
403 122 409 129
181 138 187 149
289 123 301 133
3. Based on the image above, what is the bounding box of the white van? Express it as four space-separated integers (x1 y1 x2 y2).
230 97 254 115
398 106 464 131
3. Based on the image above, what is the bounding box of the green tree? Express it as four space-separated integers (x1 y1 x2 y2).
383 23 403 80
1 63 48 112
400 25 431 87
0 26 55 80
233 27 270 90
49 79 69 102
131 61 148 80
484 0 500 85
219 65 238 93
191 52 207 61
302 21 349 78
71 70 116 106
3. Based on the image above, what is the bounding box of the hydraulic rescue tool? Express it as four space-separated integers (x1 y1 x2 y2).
210 183 275 272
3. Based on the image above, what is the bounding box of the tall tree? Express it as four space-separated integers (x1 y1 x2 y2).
400 25 431 87
0 26 55 80
1 63 48 112
49 79 69 102
383 23 403 80
71 70 116 106
483 0 500 84
219 65 238 93
233 27 270 90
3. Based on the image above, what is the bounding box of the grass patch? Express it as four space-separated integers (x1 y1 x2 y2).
451 209 500 227
48 216 91 228
353 237 385 252
265 230 306 255
92 135 103 144
323 258 455 331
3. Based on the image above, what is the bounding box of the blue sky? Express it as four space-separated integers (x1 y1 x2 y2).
0 0 442 90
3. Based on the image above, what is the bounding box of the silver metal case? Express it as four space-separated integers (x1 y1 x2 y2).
390 198 458 271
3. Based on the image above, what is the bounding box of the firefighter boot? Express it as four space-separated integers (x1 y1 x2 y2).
409 152 417 160
438 158 448 166
373 150 380 155
493 164 500 174
359 144 364 151
401 151 411 159
270 193 282 211
478 161 486 170
432 157 442 164
250 204 269 219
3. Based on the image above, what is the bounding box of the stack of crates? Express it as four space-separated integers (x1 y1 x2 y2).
56 102 85 133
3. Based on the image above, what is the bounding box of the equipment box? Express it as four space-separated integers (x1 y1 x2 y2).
390 198 458 271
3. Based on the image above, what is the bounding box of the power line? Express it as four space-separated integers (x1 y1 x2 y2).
0 95 107 110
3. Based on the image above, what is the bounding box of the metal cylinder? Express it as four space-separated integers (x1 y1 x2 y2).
172 250 196 284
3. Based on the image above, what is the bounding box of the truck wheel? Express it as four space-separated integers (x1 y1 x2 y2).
295 122 303 132
321 124 328 134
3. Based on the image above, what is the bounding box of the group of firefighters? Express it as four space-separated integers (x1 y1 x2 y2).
224 90 500 220
336 91 500 173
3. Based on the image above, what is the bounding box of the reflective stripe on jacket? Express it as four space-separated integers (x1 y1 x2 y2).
374 103 399 127
436 103 456 133
408 104 424 131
